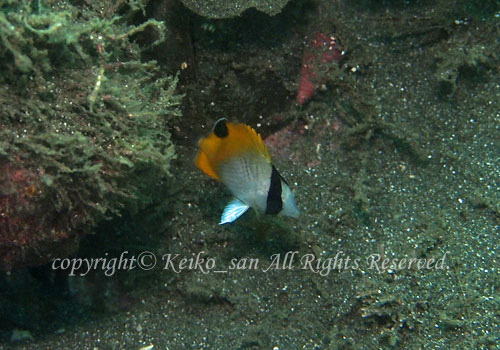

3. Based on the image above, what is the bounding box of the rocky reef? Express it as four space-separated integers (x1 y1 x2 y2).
0 0 182 270
180 0 292 18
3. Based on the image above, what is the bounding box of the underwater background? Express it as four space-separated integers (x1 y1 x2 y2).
0 0 499 349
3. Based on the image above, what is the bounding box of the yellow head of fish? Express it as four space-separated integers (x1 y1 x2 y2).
195 118 300 224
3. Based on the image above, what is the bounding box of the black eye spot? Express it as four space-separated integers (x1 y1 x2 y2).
214 118 229 138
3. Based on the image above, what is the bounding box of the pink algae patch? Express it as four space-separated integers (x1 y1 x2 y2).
264 117 344 169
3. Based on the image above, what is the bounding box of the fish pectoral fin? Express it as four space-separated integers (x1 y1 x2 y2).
219 198 250 225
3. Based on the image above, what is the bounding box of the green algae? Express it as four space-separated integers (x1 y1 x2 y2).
0 0 182 269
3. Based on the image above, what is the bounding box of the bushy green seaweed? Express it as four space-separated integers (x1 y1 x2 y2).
0 0 166 73
0 0 182 269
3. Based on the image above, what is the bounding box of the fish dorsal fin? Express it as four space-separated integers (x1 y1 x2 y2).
195 119 271 180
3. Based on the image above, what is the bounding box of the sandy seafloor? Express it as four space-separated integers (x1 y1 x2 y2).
1 1 499 349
